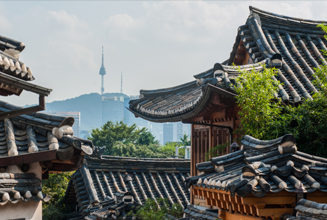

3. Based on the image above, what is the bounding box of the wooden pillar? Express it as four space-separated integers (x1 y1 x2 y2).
191 124 195 176
200 129 203 163
209 126 212 160
197 128 200 175
190 185 194 204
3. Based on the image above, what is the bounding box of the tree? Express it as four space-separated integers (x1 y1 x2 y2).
133 198 184 220
160 141 185 158
234 24 327 157
136 131 159 146
89 121 153 155
42 172 74 220
180 134 191 146
234 65 281 139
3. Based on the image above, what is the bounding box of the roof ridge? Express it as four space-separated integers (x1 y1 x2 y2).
249 6 327 25
139 80 197 97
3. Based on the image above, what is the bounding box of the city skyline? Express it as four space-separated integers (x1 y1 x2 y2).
0 1 325 107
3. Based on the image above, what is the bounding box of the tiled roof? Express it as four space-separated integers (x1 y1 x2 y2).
129 57 281 122
183 205 220 220
0 35 34 82
229 6 327 102
129 6 327 122
286 199 327 220
187 134 327 198
0 101 93 159
0 172 51 206
64 155 190 218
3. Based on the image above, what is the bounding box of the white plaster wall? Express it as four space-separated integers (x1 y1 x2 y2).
0 200 42 220
2 162 43 220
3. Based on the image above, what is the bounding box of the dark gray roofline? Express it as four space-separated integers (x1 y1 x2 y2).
129 84 236 123
0 71 51 96
139 80 196 97
99 155 190 162
0 100 75 129
250 6 327 25
194 58 271 79
0 35 25 52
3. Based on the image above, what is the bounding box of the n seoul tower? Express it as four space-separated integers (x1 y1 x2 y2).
99 46 106 95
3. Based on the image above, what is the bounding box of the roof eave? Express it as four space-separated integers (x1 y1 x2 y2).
129 84 236 123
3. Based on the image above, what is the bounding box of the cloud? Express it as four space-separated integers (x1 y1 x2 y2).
0 14 11 31
102 2 248 44
43 10 97 70
105 14 139 29
103 1 325 45
48 10 87 28
104 14 143 42
47 10 92 42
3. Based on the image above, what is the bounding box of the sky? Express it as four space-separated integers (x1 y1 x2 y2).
1 1 326 106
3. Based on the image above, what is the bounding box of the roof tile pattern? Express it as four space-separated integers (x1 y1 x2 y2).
183 205 220 220
129 81 203 121
187 134 327 198
286 199 327 220
0 35 34 81
65 156 191 217
128 7 327 122
0 101 93 158
229 6 327 102
128 58 280 122
0 172 51 205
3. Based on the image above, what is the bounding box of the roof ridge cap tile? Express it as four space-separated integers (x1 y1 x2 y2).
140 80 197 96
249 6 327 25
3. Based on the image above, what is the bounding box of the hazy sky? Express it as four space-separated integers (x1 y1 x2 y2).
1 1 326 106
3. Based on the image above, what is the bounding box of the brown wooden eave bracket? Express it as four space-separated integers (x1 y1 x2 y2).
0 95 45 120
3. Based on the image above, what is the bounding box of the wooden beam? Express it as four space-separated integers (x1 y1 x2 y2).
220 210 264 220
241 196 295 205
0 150 57 166
256 208 293 219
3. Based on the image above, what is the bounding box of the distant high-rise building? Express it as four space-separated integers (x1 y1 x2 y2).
176 122 183 141
102 95 125 125
163 123 174 144
99 47 106 95
45 111 81 137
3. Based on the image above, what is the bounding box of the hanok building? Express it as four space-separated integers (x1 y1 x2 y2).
128 6 327 218
187 134 327 219
64 154 190 219
0 36 94 219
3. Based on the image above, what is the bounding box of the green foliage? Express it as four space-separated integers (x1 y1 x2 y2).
134 198 184 220
234 28 327 157
180 134 191 146
136 130 159 146
318 24 327 42
89 121 149 155
160 141 185 158
234 65 281 139
205 142 229 160
42 172 73 220
90 121 187 158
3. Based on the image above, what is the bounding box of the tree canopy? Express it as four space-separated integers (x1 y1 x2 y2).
42 172 73 220
234 25 327 157
89 121 158 155
89 121 187 158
